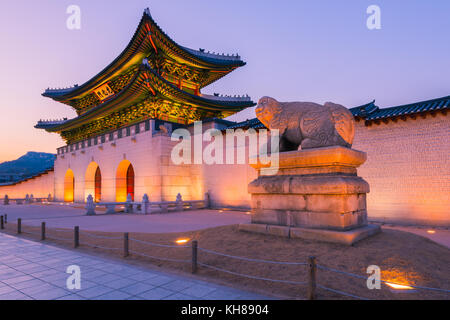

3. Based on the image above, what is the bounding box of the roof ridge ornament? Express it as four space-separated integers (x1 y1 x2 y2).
144 8 151 17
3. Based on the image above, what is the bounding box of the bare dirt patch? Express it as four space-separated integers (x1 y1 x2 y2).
1 222 449 300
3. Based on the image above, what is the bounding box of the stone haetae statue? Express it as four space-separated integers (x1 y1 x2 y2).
256 96 355 151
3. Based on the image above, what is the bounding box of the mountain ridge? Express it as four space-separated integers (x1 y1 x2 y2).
0 152 55 182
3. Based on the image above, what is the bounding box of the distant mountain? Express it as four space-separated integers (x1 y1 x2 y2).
0 152 55 181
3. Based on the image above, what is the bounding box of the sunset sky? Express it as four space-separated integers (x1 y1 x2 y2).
0 0 448 162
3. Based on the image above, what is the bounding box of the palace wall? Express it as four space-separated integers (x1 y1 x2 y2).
352 113 450 227
197 115 450 227
0 170 54 199
40 113 450 227
53 120 197 203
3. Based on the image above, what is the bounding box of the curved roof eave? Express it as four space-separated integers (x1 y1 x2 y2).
41 64 255 133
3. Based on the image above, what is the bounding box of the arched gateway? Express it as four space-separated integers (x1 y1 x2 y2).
85 162 102 202
116 160 135 202
64 169 74 202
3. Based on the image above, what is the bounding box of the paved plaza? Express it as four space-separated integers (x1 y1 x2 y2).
0 203 250 233
0 233 269 300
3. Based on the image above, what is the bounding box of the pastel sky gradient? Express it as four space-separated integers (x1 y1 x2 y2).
0 0 448 162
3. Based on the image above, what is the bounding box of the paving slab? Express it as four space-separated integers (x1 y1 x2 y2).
0 233 270 300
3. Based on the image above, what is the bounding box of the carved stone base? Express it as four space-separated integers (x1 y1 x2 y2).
239 223 381 245
245 146 378 243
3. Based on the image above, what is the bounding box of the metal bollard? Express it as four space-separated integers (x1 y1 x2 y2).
17 218 21 234
192 240 198 274
308 256 317 300
124 232 129 257
41 222 46 241
0 215 3 230
74 226 79 248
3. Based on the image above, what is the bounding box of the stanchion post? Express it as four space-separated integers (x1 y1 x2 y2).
0 215 3 230
74 226 79 248
17 218 21 234
308 256 317 300
124 232 129 257
41 222 46 241
192 240 198 274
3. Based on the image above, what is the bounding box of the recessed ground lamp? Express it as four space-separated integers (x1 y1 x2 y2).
427 230 436 234
175 238 190 245
385 282 415 293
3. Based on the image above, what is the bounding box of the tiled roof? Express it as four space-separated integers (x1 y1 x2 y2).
349 95 450 121
225 95 450 130
226 118 266 130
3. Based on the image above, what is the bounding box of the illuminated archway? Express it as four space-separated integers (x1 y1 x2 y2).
116 160 135 202
85 162 102 202
64 169 75 202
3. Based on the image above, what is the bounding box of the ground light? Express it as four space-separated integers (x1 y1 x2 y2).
427 230 436 234
175 238 190 245
385 282 414 290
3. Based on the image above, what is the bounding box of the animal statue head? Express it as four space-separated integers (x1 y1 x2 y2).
256 96 355 151
255 96 282 129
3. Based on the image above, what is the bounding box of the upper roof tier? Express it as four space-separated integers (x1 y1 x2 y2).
42 8 247 103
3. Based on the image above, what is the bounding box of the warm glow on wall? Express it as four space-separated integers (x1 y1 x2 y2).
85 162 101 202
116 159 134 202
64 169 74 202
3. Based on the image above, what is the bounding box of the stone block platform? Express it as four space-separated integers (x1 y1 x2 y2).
239 223 381 245
244 146 380 245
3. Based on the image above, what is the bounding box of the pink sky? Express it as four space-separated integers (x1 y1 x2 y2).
0 0 448 162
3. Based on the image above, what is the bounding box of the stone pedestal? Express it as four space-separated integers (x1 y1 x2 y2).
241 146 380 245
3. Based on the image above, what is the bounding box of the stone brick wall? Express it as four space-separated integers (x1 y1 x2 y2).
0 170 54 199
352 113 450 227
171 115 450 226
4 113 447 227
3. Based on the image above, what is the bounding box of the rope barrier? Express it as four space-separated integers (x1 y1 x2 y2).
46 234 72 242
317 264 450 294
82 242 121 251
129 237 189 248
317 284 371 300
79 232 122 240
22 230 41 236
198 262 307 285
198 247 308 265
129 250 190 263
317 265 367 280
51 228 73 233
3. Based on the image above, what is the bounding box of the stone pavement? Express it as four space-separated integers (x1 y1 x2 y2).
0 204 250 233
381 225 450 249
0 233 270 300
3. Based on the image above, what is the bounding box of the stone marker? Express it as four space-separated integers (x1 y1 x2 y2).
125 194 133 213
142 193 151 214
85 194 96 215
176 193 183 211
